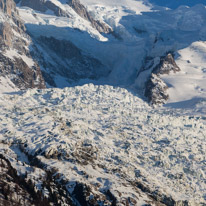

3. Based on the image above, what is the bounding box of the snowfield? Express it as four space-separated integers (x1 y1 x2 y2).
162 41 206 106
16 0 206 106
0 84 205 205
1 0 206 205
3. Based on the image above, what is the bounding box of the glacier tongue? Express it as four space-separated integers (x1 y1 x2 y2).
0 84 205 205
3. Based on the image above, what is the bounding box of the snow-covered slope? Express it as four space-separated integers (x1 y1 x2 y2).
16 0 150 87
1 2 206 204
149 0 206 9
13 0 206 106
162 42 206 107
131 3 206 106
0 0 45 92
0 84 205 205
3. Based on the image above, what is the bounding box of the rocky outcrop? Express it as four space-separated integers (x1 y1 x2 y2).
0 0 16 16
145 53 180 105
0 53 45 89
0 22 13 47
145 73 169 105
46 1 71 17
153 53 180 75
21 0 71 18
67 0 112 33
0 153 75 206
0 0 45 90
0 0 25 30
0 154 50 206
31 36 110 86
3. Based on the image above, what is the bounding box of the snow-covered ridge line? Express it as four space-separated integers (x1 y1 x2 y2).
0 84 205 205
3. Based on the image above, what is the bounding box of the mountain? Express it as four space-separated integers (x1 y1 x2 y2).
14 0 112 88
0 0 45 92
11 0 206 106
0 0 206 205
0 0 206 105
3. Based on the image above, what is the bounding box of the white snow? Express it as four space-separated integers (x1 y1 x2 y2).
0 84 205 204
18 6 108 42
0 1 204 204
162 41 206 106
16 1 206 106
0 76 18 93
80 0 152 25
3 49 35 67
21 54 35 67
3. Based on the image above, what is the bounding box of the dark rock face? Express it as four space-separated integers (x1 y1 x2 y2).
0 0 16 16
0 0 25 31
0 154 50 206
21 0 71 17
31 36 110 87
153 53 180 75
40 36 81 60
0 53 45 89
145 73 169 105
20 0 46 12
145 53 180 105
0 153 75 206
0 0 45 90
0 22 13 47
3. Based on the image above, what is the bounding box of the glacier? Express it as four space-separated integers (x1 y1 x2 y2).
0 0 206 205
0 84 206 205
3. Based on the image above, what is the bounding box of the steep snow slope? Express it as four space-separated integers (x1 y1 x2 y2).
0 76 18 93
162 41 206 106
16 0 152 87
0 84 205 205
15 0 206 106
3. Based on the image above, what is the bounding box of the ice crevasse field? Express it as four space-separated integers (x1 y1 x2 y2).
0 84 206 205
0 0 206 205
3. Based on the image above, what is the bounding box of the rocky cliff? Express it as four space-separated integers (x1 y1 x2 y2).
0 0 16 16
143 54 180 105
31 36 110 87
0 0 45 91
137 53 180 105
67 0 112 33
